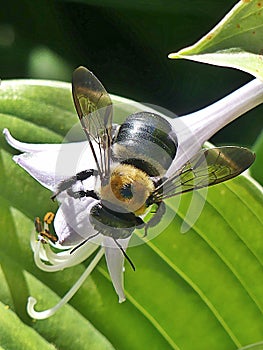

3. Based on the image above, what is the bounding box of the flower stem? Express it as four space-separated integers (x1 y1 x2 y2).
27 247 105 320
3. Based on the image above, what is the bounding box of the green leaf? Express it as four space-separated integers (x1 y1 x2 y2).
0 80 262 349
250 130 263 185
0 302 56 350
238 341 263 349
169 0 263 80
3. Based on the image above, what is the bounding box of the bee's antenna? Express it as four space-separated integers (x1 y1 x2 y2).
113 238 136 271
70 232 100 254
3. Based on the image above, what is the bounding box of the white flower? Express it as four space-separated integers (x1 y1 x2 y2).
3 78 263 320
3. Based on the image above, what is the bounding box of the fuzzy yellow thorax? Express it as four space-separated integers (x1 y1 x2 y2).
100 164 154 215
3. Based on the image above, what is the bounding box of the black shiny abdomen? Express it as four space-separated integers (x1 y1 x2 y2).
112 112 178 176
90 201 144 239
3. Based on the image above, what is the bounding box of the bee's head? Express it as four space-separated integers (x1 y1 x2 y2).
100 164 155 215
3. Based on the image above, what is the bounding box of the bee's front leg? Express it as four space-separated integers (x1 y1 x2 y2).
51 169 99 200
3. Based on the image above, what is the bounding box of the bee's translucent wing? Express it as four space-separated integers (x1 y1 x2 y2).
72 66 113 179
153 146 255 200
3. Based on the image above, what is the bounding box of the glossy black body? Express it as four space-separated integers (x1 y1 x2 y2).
90 201 145 239
112 112 178 176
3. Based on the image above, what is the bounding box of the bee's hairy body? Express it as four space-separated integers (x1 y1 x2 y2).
89 112 177 238
54 112 177 239
88 163 155 239
100 164 155 215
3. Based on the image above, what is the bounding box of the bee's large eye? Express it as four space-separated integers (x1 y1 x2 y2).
120 183 133 199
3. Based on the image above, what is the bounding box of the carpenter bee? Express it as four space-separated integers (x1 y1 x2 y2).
52 66 255 264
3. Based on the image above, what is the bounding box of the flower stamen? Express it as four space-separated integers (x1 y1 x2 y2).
34 212 57 244
27 247 105 320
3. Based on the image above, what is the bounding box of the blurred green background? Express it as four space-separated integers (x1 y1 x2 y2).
0 0 262 147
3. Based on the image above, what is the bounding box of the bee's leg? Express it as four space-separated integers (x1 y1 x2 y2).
67 188 99 200
76 169 99 181
143 201 166 237
51 169 98 200
113 238 136 271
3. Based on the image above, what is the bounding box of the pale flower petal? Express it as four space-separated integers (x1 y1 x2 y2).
54 196 99 246
165 78 263 177
13 151 64 190
3 128 63 153
103 236 131 303
4 128 98 190
50 240 101 267
180 79 263 146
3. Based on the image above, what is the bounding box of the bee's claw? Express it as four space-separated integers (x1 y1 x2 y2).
142 225 148 238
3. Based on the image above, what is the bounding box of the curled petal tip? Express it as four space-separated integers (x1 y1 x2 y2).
118 296 126 303
27 296 37 314
3 128 19 149
12 155 20 164
27 296 59 320
27 296 52 320
2 128 9 136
